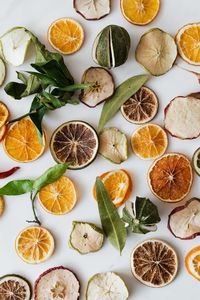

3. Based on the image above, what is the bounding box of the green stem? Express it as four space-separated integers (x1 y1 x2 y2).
7 105 44 125
26 192 41 226
60 83 94 92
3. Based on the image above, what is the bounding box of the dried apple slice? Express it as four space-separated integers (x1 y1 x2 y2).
136 28 177 76
168 198 200 240
80 67 115 107
74 0 111 20
165 96 200 139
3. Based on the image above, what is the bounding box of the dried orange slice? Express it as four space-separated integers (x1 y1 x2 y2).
15 226 54 264
148 153 193 203
121 0 160 25
0 101 9 127
131 124 168 160
48 18 84 54
93 170 132 208
176 23 200 65
185 246 200 281
131 239 178 287
4 117 45 162
0 125 7 142
38 176 77 215
121 87 159 124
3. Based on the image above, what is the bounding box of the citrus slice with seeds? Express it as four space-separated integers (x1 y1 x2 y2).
50 121 99 170
48 18 84 55
176 23 200 65
15 226 54 264
4 117 45 162
148 153 193 203
131 124 168 160
185 246 200 281
0 274 32 300
38 176 77 215
121 0 160 25
0 101 9 127
93 170 132 208
193 147 200 176
121 87 158 124
131 239 178 287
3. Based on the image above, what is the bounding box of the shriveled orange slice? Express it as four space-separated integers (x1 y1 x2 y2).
176 23 200 65
148 153 193 202
93 170 132 208
15 226 54 264
4 117 45 162
48 18 84 54
0 125 7 142
0 102 9 127
121 0 160 25
131 124 168 160
185 246 200 281
38 176 77 215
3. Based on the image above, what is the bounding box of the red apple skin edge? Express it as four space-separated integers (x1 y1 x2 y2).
73 0 111 21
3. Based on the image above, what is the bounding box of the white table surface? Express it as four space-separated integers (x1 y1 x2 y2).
0 0 200 299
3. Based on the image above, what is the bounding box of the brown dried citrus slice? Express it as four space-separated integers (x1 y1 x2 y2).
50 121 99 170
148 153 193 202
131 239 178 287
121 87 158 124
0 275 32 300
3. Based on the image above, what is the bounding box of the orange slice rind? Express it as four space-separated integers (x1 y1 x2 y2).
185 246 200 281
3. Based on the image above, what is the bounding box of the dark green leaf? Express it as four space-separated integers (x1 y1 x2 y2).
0 180 34 195
28 72 57 86
41 91 65 109
60 83 93 92
29 96 47 141
95 178 126 254
17 71 28 84
33 163 69 192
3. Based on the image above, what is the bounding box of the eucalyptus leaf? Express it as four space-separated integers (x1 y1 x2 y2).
98 74 149 132
95 177 126 254
0 180 34 195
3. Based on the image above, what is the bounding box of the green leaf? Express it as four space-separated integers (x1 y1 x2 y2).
41 91 65 110
33 163 69 192
0 180 34 195
29 96 47 140
98 74 149 132
95 177 126 254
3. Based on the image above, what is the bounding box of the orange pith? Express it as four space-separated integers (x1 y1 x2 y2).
0 102 9 127
48 18 84 54
93 170 132 208
4 117 45 162
131 124 168 159
38 176 77 215
15 226 54 264
121 0 160 25
185 246 200 281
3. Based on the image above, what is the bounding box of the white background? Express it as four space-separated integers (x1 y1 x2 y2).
0 0 200 299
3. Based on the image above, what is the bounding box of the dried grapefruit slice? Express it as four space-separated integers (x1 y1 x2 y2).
185 246 200 281
121 87 158 124
4 117 45 162
38 176 77 215
15 226 54 264
131 124 168 160
48 18 84 55
148 153 193 202
50 121 99 170
131 239 178 287
176 23 200 65
121 0 160 25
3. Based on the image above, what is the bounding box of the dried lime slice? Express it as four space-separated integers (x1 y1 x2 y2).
0 58 6 86
86 272 129 300
0 274 32 300
50 121 99 170
99 128 128 164
193 147 200 176
69 221 104 254
0 27 31 66
136 28 177 76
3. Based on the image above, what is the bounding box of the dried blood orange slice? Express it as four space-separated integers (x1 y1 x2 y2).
131 239 178 287
148 153 193 203
121 87 158 124
0 274 32 300
185 246 200 281
50 121 99 170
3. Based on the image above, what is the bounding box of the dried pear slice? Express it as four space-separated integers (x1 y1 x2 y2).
86 272 129 300
69 221 104 254
193 147 200 176
136 28 177 76
80 67 115 107
50 121 99 170
0 274 32 300
121 86 159 124
0 58 6 86
99 127 128 164
74 0 111 20
131 239 178 287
